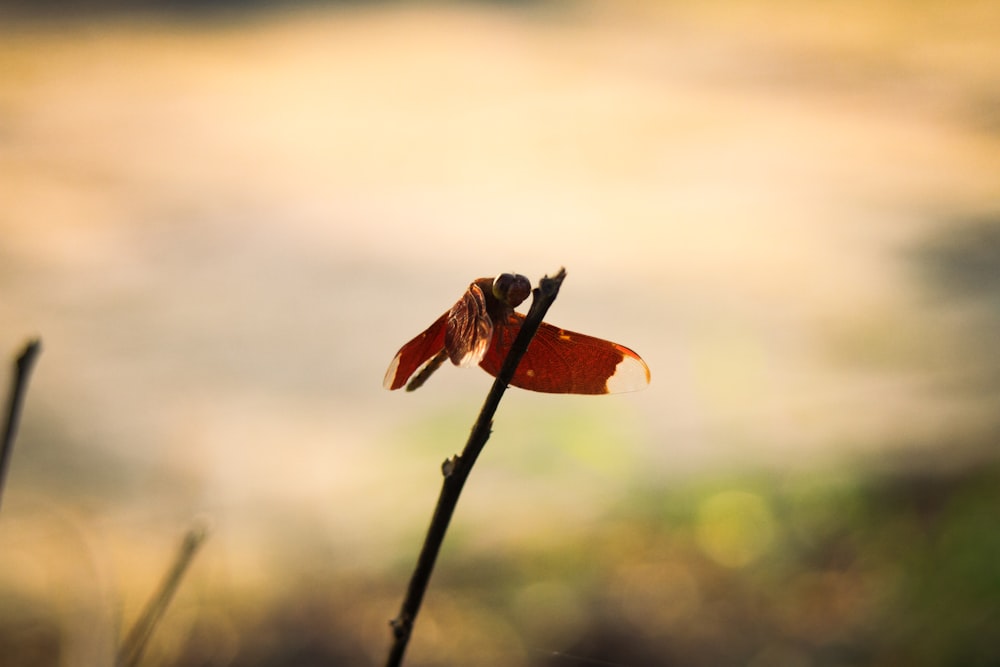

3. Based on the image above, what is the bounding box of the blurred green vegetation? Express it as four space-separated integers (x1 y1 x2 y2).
3 458 998 666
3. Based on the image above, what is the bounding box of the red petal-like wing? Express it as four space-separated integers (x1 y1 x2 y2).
478 314 651 394
383 312 448 390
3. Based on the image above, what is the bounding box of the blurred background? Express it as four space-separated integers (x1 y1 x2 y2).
1 0 999 665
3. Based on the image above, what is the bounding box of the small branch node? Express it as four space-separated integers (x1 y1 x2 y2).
389 614 411 640
441 456 459 478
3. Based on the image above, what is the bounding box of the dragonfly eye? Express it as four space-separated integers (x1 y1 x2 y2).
492 273 531 308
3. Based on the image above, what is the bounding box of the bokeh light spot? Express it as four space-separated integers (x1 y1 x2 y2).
696 491 776 568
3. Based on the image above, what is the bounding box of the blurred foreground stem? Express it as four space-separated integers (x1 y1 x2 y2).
117 525 208 667
0 338 42 513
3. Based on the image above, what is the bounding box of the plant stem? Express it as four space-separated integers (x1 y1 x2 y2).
0 338 42 513
117 524 209 667
385 268 567 667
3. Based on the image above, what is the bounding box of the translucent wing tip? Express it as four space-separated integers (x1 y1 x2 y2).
383 353 403 389
605 348 651 394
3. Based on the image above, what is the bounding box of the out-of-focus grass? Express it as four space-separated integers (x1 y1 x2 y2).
4 459 998 666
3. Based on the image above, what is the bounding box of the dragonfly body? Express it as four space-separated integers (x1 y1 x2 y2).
383 273 650 394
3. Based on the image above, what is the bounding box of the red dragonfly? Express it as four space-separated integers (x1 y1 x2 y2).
383 273 650 394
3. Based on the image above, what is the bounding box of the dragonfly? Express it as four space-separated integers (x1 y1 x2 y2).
383 273 650 394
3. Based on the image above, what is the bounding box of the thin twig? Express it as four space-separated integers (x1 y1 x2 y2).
117 524 209 667
385 268 567 667
0 338 42 513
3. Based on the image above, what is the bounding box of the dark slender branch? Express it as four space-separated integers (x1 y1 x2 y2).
0 338 42 513
117 524 209 667
385 268 567 667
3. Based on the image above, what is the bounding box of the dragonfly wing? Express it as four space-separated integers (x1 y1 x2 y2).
479 314 650 394
445 283 494 367
383 312 449 390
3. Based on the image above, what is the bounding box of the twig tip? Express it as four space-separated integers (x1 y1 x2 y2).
538 268 567 298
16 338 42 370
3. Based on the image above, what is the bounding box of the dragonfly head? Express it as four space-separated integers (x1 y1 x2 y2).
492 273 531 308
